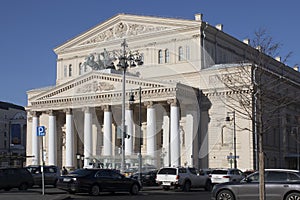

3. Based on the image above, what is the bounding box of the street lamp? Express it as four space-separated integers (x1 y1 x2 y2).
76 153 81 169
116 39 143 173
129 86 142 183
226 111 237 169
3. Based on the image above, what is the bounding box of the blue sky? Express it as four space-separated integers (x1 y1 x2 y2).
0 0 299 106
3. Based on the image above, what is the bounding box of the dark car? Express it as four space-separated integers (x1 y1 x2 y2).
26 165 60 187
130 170 158 186
0 168 34 191
211 169 300 200
57 168 141 196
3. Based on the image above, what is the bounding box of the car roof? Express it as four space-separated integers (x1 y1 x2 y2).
264 169 300 173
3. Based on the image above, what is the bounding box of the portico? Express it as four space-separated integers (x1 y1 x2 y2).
26 71 200 170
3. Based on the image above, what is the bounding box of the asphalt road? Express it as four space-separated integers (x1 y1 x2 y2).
0 186 212 200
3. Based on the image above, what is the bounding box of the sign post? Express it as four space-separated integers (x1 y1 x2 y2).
37 126 46 195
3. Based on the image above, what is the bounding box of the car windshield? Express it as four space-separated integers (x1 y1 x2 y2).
158 168 177 175
70 169 93 176
211 170 228 174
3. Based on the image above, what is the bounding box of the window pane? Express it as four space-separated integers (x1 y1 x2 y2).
165 49 169 63
178 46 183 61
158 50 163 64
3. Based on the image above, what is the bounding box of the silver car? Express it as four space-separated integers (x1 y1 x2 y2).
209 168 245 185
211 169 300 200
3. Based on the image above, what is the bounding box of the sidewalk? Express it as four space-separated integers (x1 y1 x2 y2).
0 188 71 200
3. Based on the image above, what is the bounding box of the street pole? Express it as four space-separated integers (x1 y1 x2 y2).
297 129 299 171
116 39 143 173
233 111 237 169
138 86 142 184
129 87 143 183
121 40 126 173
226 111 237 169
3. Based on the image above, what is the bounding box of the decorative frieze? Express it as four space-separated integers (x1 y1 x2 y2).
80 22 171 46
76 81 115 93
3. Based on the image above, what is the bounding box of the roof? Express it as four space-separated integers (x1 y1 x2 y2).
0 101 24 111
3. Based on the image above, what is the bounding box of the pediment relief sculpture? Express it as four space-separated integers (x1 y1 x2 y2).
80 22 171 45
76 81 115 94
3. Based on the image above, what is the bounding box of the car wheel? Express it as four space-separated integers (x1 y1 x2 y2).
285 192 300 200
204 180 212 191
90 185 100 196
53 179 58 187
182 181 191 192
19 183 28 191
130 183 139 195
217 190 235 200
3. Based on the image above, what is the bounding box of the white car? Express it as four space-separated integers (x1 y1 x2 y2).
156 167 212 191
209 168 245 184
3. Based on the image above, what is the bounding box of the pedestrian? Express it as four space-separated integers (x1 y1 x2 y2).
62 166 68 175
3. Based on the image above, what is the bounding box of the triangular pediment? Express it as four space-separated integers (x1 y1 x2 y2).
29 70 175 103
54 14 200 53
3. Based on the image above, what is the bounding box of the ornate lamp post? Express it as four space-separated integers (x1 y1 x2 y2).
226 111 237 169
129 86 142 183
116 39 143 173
83 39 143 172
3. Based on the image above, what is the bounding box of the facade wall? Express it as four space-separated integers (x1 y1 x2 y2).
26 14 300 171
0 102 26 167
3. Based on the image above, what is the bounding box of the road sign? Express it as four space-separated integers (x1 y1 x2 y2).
37 126 46 136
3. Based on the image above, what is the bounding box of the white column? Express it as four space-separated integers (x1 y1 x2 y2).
162 114 170 167
185 111 197 167
103 106 112 156
84 107 92 167
146 102 156 163
31 112 40 165
125 107 133 155
170 100 180 167
65 109 74 168
48 111 57 165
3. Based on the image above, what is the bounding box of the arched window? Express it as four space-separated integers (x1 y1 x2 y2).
79 62 83 75
186 46 190 60
64 65 67 77
158 50 163 64
165 49 170 63
69 64 72 77
178 46 184 61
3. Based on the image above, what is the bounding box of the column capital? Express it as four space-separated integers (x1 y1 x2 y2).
82 107 91 113
47 110 57 116
167 99 178 107
126 103 134 110
101 105 111 112
64 108 72 115
144 101 154 108
29 111 42 117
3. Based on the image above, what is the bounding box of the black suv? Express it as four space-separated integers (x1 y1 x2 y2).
0 168 34 191
26 165 60 187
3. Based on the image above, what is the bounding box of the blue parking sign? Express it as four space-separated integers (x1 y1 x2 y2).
37 126 46 136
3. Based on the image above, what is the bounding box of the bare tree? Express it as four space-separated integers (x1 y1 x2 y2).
218 28 295 200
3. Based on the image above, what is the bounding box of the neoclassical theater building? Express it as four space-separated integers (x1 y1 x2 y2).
26 13 300 171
